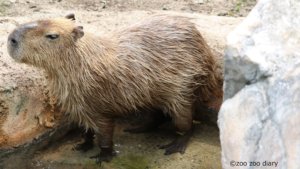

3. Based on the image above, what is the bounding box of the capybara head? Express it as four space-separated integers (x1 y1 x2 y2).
7 14 84 67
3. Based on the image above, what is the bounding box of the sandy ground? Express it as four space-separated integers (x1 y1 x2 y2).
0 0 255 169
1 0 255 17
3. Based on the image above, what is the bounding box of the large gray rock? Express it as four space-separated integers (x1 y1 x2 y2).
219 0 300 169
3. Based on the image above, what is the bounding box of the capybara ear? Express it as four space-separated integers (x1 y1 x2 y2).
72 26 84 40
65 13 75 21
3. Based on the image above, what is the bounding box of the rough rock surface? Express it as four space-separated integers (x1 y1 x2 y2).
219 0 300 168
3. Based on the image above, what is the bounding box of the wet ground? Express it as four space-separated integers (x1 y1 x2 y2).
31 122 221 169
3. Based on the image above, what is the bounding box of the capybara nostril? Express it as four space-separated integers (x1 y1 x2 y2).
10 38 18 47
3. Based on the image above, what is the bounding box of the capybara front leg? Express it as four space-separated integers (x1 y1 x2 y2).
90 118 116 164
73 128 95 152
160 107 193 155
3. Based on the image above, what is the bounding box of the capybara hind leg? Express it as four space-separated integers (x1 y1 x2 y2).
124 109 169 133
74 128 95 152
160 107 193 155
90 118 116 164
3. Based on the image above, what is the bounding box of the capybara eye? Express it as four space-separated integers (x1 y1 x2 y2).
45 34 59 40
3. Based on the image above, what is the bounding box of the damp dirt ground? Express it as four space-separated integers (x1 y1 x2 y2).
31 122 221 169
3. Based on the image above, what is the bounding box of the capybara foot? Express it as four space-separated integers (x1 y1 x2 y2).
90 148 116 164
73 128 95 152
159 129 193 155
73 141 94 152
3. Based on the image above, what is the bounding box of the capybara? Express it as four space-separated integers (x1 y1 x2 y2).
7 14 223 163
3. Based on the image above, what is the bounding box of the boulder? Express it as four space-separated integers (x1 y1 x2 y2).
219 0 300 168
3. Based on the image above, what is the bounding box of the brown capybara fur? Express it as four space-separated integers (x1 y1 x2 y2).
7 14 223 160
